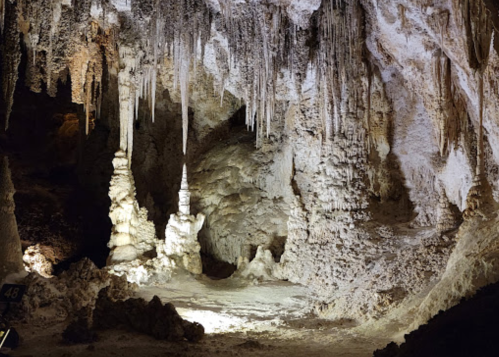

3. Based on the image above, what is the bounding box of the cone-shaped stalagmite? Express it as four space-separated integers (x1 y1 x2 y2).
0 156 24 282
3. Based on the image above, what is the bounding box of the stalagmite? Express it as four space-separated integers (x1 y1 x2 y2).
436 185 457 233
108 151 156 264
162 165 204 274
0 156 24 282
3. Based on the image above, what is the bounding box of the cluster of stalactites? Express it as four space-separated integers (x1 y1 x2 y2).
216 0 311 144
316 0 363 140
430 50 468 157
1 0 120 132
6 0 365 154
460 0 495 220
115 0 213 157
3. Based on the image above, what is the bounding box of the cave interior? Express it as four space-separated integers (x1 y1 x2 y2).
1 0 499 356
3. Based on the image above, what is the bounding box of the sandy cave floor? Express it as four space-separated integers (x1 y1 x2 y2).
6 272 397 357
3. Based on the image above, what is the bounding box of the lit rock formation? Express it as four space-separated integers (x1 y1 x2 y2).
0 156 23 282
163 165 204 275
233 246 277 281
108 150 156 263
23 244 55 278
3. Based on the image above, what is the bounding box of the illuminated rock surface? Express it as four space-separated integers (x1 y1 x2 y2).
163 165 205 275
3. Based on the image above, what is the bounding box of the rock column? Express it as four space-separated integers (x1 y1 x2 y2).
164 165 204 274
0 156 23 282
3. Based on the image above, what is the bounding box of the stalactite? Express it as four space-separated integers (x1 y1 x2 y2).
462 0 494 220
118 46 136 159
432 50 453 156
316 0 363 138
1 0 21 130
476 73 485 176
178 40 190 155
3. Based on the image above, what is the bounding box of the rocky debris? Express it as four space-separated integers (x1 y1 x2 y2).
93 290 204 342
22 244 56 278
7 258 136 325
373 280 499 357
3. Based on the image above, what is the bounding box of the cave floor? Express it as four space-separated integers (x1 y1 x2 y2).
8 272 395 357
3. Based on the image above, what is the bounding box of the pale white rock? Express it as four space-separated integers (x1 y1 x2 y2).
108 150 157 264
23 245 55 279
233 246 277 282
163 165 205 275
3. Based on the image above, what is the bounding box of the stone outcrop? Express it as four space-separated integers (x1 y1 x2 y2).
7 258 135 326
93 289 204 342
0 156 23 282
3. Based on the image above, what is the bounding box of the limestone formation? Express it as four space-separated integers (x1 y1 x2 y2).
108 150 156 263
163 165 205 275
23 244 56 279
3 0 499 334
0 156 24 282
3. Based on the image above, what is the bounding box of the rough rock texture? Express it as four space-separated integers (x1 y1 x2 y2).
191 138 292 265
0 155 23 282
93 290 204 342
108 150 157 263
23 243 56 278
7 258 136 326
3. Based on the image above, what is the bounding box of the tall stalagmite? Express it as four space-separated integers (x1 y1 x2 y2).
0 156 24 282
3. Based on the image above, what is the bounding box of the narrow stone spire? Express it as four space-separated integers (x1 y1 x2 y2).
162 163 205 274
178 164 191 216
0 156 24 281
